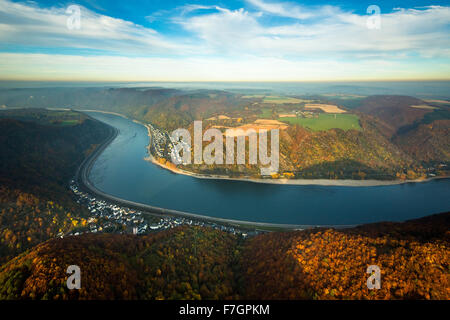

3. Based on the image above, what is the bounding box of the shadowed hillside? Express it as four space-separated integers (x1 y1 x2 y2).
0 213 448 300
0 226 241 300
393 119 450 163
0 109 112 264
355 95 450 167
357 95 432 136
241 212 450 300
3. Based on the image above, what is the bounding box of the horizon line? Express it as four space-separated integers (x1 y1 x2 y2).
1 78 450 83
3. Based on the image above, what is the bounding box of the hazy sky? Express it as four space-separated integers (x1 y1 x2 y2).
0 0 449 81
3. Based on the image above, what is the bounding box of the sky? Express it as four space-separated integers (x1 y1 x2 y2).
0 0 449 81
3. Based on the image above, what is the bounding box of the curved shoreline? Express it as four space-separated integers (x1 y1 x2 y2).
76 108 449 187
75 110 448 230
77 111 353 230
147 155 449 187
144 129 448 187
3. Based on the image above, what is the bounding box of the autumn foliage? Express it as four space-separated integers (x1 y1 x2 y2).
0 226 241 300
0 110 111 265
0 213 449 300
241 213 450 300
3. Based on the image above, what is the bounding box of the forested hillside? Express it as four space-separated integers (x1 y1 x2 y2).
357 95 433 135
279 115 415 179
0 226 241 300
0 213 448 300
140 93 449 179
137 91 245 131
242 212 449 300
0 109 111 264
393 120 450 163
357 96 450 166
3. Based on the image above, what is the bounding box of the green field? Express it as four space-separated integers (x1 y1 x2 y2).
50 119 81 126
279 114 361 131
260 108 273 118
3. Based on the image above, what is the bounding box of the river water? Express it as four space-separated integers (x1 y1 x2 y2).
87 112 450 226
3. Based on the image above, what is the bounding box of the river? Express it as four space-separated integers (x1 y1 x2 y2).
86 111 450 226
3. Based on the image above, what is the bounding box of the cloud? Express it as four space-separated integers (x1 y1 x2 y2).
0 0 189 55
0 0 449 81
1 0 449 59
145 4 220 24
178 2 450 59
177 7 262 53
246 0 342 20
179 4 221 15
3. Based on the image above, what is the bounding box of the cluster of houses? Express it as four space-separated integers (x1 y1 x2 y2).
69 180 260 238
425 163 447 177
147 124 170 158
289 110 317 118
148 123 190 165
148 216 259 238
70 181 149 235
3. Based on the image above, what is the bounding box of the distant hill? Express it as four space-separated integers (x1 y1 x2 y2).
357 95 432 136
138 91 244 131
0 212 448 300
0 87 181 115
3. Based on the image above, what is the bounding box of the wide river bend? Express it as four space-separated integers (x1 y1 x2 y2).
86 112 450 226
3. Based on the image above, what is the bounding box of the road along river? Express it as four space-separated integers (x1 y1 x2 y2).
81 111 450 227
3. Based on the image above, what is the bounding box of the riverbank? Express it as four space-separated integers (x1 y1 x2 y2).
76 113 328 231
81 109 449 187
78 110 449 228
145 147 448 187
77 109 129 119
